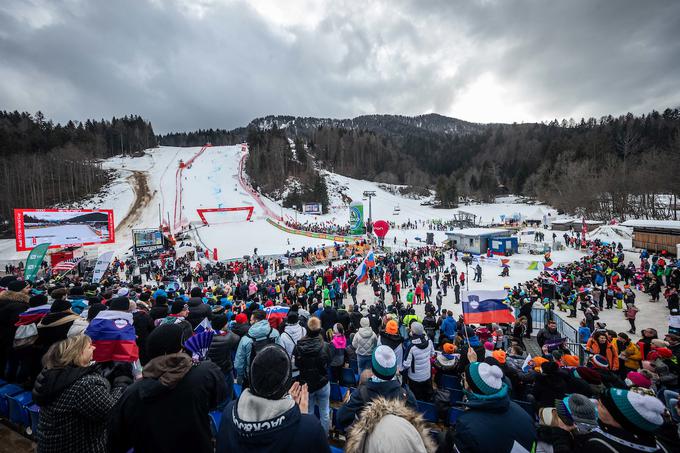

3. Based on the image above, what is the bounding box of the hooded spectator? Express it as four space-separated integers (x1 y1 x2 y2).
403 322 434 401
216 344 329 453
353 317 378 371
108 323 227 453
277 311 305 378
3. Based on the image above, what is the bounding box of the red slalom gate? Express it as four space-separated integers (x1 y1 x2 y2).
196 207 254 224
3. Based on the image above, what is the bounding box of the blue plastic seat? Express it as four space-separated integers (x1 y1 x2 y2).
440 374 462 391
447 406 464 425
340 368 357 387
416 400 438 423
330 383 347 402
8 390 33 426
209 410 222 436
233 383 242 399
331 407 345 434
27 404 39 437
330 446 344 453
348 359 359 374
0 384 24 416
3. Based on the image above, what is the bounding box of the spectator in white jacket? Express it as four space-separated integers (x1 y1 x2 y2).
277 312 305 378
352 317 377 371
402 322 434 401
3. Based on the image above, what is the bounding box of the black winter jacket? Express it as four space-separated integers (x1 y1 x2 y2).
207 331 240 373
293 332 332 392
186 297 213 328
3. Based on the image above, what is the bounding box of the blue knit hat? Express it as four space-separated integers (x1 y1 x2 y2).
465 362 503 395
601 388 665 433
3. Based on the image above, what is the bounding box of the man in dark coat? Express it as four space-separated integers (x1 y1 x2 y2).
319 300 337 333
207 314 240 405
0 279 31 380
186 287 212 329
108 324 227 453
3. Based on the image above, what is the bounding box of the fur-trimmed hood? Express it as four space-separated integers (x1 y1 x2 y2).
345 397 436 453
0 290 30 303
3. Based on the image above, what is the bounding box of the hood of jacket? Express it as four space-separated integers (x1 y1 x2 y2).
231 389 299 445
358 326 375 339
296 334 324 356
187 296 204 307
410 334 430 350
464 383 510 411
141 353 193 391
345 396 436 453
0 290 29 304
379 332 403 349
32 365 92 406
283 323 305 341
248 320 273 339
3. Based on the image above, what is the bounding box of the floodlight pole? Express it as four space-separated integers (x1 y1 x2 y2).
362 190 376 223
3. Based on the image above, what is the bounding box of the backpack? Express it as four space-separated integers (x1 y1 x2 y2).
246 327 276 374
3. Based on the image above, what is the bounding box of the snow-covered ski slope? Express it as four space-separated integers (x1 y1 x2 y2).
0 144 560 261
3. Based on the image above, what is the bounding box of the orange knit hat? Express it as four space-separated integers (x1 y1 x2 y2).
492 350 507 364
443 343 456 354
385 320 399 335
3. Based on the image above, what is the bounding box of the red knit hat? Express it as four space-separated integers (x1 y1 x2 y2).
653 347 673 359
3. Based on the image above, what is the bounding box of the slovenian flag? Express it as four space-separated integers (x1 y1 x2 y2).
15 304 51 326
85 311 139 362
265 305 290 329
462 290 515 324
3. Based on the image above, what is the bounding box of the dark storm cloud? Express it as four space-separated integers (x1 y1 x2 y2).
0 0 678 132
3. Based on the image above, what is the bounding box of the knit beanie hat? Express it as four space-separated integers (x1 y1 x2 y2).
170 300 187 315
491 350 506 364
147 324 185 359
324 299 332 307
573 366 602 384
108 297 130 312
249 344 292 400
557 394 597 426
360 317 370 328
410 322 424 336
286 312 299 324
385 320 398 335
465 362 504 395
372 345 397 381
600 388 665 433
626 371 652 389
235 313 247 324
541 361 559 375
50 299 72 313
653 347 673 359
484 342 494 351
590 354 609 369
651 339 669 348
443 343 456 354
87 303 107 321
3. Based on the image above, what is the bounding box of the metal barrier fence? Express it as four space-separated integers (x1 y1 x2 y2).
527 306 587 363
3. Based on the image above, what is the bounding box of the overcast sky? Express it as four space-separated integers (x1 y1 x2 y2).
1 0 679 133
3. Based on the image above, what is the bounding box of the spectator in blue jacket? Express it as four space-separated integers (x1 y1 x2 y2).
440 310 457 341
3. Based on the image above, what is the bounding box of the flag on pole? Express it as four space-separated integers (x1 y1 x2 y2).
15 304 51 326
194 317 213 334
264 305 290 329
23 243 50 281
462 290 515 324
85 311 139 362
91 251 114 283
353 261 368 283
53 257 84 273
364 250 375 268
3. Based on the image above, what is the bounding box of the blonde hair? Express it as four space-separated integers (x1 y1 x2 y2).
42 334 92 369
308 317 321 331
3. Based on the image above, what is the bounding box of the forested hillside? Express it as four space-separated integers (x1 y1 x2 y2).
0 111 157 235
244 109 680 220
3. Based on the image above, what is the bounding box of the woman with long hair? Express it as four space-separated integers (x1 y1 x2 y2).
32 335 132 453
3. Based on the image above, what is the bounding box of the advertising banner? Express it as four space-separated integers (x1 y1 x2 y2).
23 242 50 281
91 251 114 283
349 202 365 235
14 209 115 252
302 202 322 215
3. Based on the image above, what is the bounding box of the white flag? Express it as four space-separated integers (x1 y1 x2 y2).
91 251 114 283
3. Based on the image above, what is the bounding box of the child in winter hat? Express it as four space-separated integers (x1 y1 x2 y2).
372 345 398 381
